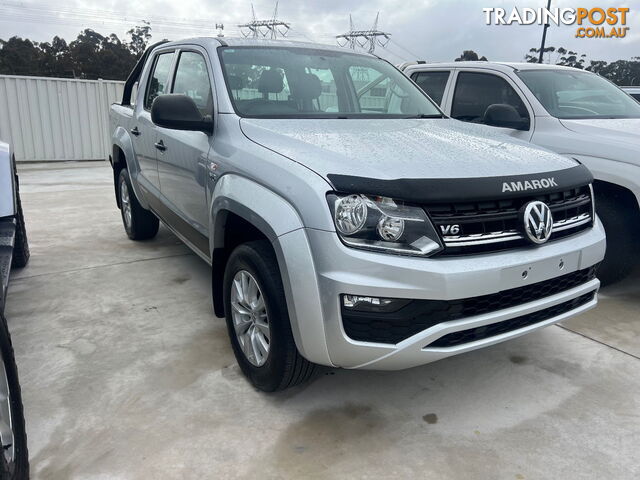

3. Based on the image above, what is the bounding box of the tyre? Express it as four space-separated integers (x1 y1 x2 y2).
0 313 29 479
223 240 317 392
10 176 29 269
596 192 639 286
118 169 159 241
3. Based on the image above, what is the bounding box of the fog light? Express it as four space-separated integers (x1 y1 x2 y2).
343 295 393 308
342 295 411 312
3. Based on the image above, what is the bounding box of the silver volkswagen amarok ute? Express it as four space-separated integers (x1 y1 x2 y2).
109 38 606 391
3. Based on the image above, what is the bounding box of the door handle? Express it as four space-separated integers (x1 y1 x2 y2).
130 126 140 136
154 140 166 152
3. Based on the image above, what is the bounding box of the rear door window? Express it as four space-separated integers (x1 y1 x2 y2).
144 52 175 110
411 71 450 106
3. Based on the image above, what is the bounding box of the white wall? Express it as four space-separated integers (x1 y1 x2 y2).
0 75 124 162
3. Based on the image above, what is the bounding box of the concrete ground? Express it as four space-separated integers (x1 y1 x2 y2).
5 161 640 479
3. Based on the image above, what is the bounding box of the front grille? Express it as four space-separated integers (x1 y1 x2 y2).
426 292 595 348
341 265 598 344
426 186 593 255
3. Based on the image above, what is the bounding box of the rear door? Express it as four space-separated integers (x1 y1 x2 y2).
134 49 176 192
156 47 214 251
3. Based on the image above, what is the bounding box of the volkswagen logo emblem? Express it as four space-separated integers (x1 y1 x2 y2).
521 201 554 244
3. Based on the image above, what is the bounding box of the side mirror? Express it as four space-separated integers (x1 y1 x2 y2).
483 104 530 131
151 94 213 134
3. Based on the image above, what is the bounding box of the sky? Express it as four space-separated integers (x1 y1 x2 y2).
0 0 638 64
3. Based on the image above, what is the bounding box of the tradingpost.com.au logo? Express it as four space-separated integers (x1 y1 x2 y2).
483 6 630 38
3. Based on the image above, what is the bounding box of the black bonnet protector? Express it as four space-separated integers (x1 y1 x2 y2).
327 164 593 203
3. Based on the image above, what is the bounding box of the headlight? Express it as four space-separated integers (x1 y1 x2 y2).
328 193 443 256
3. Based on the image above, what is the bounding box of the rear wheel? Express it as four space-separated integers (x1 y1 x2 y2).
223 240 317 392
0 313 29 479
596 192 639 286
118 169 159 241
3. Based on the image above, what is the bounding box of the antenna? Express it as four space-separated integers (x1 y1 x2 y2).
238 2 291 39
336 12 391 54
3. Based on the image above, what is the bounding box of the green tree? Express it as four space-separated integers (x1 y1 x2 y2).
37 36 73 77
589 58 640 86
127 22 152 58
455 50 488 62
99 34 139 80
0 23 152 79
524 45 640 85
0 37 41 75
525 46 556 63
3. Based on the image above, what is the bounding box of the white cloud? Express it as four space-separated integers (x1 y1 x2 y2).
1 0 638 63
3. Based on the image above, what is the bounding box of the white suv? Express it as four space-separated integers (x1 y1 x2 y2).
402 61 640 285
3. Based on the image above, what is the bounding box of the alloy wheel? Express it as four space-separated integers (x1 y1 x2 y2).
230 270 271 367
0 358 15 467
120 178 132 229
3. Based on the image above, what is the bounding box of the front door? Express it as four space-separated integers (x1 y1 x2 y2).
156 49 214 246
410 70 452 108
449 70 534 142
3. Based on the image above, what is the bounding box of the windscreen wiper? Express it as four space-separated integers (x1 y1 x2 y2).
406 114 445 119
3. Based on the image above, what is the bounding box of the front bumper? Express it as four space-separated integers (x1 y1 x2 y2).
277 218 605 370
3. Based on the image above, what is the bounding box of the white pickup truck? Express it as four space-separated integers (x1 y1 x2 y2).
402 62 640 285
622 86 640 102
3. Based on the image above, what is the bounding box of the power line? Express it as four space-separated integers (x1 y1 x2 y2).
387 39 422 61
286 25 317 44
0 1 236 38
0 16 232 41
336 12 391 54
0 16 218 34
378 43 410 64
0 1 217 29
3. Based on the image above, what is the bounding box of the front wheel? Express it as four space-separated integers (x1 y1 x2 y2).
0 313 29 479
596 193 639 286
223 241 317 392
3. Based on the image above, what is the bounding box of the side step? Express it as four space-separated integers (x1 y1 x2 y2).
0 218 16 314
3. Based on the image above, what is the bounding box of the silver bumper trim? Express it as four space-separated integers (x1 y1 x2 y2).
350 278 599 370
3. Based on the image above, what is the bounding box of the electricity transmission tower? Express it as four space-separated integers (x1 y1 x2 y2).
238 2 290 39
336 13 391 54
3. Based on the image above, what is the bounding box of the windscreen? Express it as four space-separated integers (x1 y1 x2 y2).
218 46 443 118
517 69 640 119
